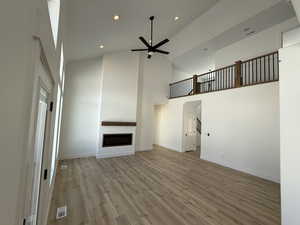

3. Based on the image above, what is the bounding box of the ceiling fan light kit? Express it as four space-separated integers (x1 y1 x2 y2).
131 16 170 59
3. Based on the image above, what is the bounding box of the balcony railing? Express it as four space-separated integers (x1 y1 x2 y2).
169 51 279 99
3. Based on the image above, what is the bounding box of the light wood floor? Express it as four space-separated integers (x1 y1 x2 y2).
48 148 281 225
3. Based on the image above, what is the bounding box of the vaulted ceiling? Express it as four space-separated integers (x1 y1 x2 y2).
65 0 219 61
65 0 296 68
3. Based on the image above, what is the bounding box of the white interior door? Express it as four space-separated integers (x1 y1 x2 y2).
30 87 50 225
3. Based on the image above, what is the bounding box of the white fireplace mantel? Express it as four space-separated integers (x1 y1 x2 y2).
97 125 136 159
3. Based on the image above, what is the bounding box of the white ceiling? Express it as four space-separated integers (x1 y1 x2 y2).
172 1 296 73
65 0 219 61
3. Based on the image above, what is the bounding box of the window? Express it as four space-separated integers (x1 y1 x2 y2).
47 0 61 47
50 86 61 185
49 44 65 184
59 44 64 80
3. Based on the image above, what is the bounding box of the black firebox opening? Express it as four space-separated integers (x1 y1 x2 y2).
102 133 133 147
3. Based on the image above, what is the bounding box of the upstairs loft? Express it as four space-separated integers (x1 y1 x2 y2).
169 51 279 99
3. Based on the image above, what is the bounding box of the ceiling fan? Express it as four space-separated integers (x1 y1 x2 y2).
131 16 170 59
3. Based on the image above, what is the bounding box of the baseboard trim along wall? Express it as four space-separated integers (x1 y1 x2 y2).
60 152 96 160
153 144 178 152
135 148 153 152
96 150 135 159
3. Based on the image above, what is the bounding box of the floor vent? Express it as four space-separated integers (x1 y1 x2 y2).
56 206 67 220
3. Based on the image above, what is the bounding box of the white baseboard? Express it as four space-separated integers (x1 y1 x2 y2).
96 150 134 159
60 152 96 160
135 148 152 152
153 144 180 152
201 155 280 183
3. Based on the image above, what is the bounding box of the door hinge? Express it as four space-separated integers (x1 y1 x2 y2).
23 218 26 225
44 169 48 180
49 101 54 112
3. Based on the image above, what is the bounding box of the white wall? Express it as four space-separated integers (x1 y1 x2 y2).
172 68 190 82
60 52 172 156
97 52 140 157
60 57 102 159
156 82 280 182
0 0 65 224
171 18 298 84
172 54 216 81
169 0 282 59
279 28 300 225
100 52 140 122
292 0 300 22
215 18 299 68
136 54 172 151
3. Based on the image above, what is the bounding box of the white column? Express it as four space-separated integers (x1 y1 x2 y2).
279 28 300 225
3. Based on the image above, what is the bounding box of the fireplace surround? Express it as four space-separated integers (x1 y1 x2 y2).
102 133 133 147
97 122 136 158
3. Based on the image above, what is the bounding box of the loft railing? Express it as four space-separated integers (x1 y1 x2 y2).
169 51 279 99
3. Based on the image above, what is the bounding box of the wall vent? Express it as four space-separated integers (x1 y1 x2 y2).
56 206 67 220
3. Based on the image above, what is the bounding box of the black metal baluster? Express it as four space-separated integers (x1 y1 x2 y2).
276 53 280 80
225 68 227 89
272 54 275 81
222 69 224 90
248 61 251 85
231 66 233 88
268 55 271 81
256 59 258 84
260 57 262 83
264 56 266 82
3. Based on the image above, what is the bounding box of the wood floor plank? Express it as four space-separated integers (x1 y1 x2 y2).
48 148 280 225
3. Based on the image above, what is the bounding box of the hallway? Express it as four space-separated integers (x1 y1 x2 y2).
48 148 280 225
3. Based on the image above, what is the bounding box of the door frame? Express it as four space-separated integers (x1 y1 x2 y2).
182 100 202 155
21 40 55 225
33 84 52 225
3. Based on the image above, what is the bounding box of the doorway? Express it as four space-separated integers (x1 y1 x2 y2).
183 101 202 157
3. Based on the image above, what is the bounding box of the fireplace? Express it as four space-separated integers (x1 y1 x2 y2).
102 133 133 147
98 122 136 158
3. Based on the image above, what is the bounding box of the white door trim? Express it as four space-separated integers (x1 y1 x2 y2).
21 40 54 225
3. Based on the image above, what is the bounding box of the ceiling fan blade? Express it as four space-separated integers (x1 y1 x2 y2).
153 49 170 55
139 37 151 48
153 39 169 49
131 49 148 52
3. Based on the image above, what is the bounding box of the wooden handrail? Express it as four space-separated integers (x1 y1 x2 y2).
169 51 279 99
170 51 278 86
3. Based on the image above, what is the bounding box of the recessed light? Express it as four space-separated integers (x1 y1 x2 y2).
174 16 179 21
113 15 120 21
99 45 104 49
